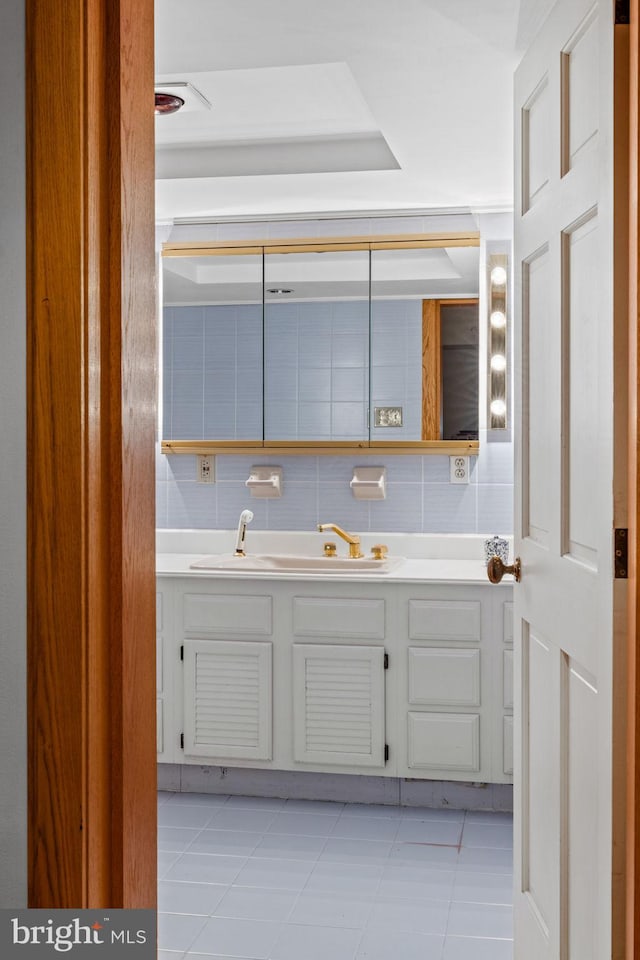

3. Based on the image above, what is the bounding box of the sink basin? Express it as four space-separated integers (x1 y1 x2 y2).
190 553 404 573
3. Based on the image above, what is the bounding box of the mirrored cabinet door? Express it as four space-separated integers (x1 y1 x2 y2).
162 253 263 441
263 248 370 442
370 246 480 442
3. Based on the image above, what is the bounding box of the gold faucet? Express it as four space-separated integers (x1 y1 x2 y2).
317 523 364 558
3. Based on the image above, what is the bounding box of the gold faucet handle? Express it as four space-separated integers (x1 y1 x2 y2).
323 541 337 557
371 544 388 560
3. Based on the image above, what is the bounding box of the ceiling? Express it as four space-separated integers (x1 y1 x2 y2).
155 0 555 223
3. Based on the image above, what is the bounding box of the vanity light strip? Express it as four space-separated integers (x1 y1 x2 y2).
487 253 508 430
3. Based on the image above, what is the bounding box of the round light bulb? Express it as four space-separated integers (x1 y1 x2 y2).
490 399 507 417
490 354 507 372
491 266 507 286
490 310 506 328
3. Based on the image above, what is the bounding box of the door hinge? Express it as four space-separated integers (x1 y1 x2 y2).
615 528 628 579
615 1 630 24
180 645 184 661
180 733 184 749
384 652 389 669
384 744 389 763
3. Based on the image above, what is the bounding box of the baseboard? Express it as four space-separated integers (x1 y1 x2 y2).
157 764 513 812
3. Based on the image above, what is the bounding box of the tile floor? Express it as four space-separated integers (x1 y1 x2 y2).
158 792 513 960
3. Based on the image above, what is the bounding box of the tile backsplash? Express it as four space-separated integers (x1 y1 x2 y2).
156 442 513 535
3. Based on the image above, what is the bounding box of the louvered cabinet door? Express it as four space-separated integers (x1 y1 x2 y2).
183 639 272 761
292 644 386 767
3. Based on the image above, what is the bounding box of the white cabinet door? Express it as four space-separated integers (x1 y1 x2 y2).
183 639 273 761
292 643 386 767
513 1 624 957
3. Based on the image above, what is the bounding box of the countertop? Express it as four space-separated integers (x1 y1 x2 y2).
156 552 512 585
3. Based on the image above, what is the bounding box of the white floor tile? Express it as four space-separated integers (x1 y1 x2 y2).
253 833 327 861
223 795 288 811
452 871 514 905
157 913 208 953
389 841 459 868
158 827 202 853
305 861 383 897
355 928 444 960
456 846 513 874
164 853 247 885
158 805 219 830
165 793 230 808
213 887 298 922
189 917 283 959
158 880 227 916
283 799 345 815
233 857 316 891
447 901 513 939
187 829 262 857
207 808 278 833
330 815 399 843
319 838 392 866
156 792 515 960
158 851 182 879
461 821 513 849
270 923 362 960
367 896 449 935
443 935 513 960
378 864 455 901
267 811 341 836
340 803 403 820
396 818 462 846
288 891 374 929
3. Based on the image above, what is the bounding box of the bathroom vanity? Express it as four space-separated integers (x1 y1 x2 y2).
156 533 514 786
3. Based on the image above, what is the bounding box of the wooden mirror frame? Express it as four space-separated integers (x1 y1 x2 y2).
161 232 481 457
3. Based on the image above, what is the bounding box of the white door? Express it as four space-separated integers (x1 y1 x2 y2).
513 1 626 958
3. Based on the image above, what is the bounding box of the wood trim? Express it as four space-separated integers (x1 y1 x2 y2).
161 440 480 457
27 0 156 908
628 3 640 955
162 231 481 256
422 300 441 440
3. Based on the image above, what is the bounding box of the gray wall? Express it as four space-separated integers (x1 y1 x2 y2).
0 0 27 906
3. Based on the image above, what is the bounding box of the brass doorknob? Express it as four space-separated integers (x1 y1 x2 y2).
487 555 521 583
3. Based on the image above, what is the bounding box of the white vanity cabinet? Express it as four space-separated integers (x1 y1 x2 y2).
157 572 513 784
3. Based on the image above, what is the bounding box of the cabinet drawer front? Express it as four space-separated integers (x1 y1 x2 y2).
407 712 480 771
503 715 514 775
183 594 272 635
408 600 480 642
408 648 480 706
184 639 273 761
293 643 386 767
503 650 514 709
293 597 385 639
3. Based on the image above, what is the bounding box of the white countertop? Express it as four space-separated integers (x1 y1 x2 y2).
156 531 514 586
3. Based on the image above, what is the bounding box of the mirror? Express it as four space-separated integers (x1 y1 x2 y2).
161 236 480 452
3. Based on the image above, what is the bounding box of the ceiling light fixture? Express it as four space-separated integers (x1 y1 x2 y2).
155 92 185 115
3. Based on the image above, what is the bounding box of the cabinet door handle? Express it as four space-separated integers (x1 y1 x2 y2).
487 555 521 583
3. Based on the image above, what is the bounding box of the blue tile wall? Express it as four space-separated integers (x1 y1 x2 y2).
157 448 513 535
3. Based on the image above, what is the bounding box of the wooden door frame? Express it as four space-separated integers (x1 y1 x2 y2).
24 0 640 942
26 0 157 906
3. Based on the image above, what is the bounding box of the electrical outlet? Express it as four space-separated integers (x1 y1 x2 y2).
450 455 470 484
197 455 215 483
